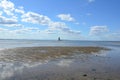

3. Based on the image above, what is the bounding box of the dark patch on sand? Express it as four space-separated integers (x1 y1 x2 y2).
0 46 110 62
83 74 87 77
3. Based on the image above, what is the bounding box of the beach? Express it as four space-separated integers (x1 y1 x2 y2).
0 0 120 79
0 46 109 62
0 40 120 80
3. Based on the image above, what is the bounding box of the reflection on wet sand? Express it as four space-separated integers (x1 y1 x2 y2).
0 61 49 80
1 46 120 80
57 59 74 67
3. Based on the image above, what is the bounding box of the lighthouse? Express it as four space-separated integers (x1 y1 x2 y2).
58 37 61 41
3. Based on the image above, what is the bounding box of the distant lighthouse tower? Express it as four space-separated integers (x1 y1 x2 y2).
58 37 61 41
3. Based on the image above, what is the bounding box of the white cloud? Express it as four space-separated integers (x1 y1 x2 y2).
0 0 24 27
0 15 17 24
0 28 8 31
48 22 66 30
103 32 120 41
0 11 3 15
15 9 24 14
61 28 81 34
0 0 15 16
21 12 80 34
0 15 23 27
44 29 56 34
0 0 81 35
3 24 23 27
90 26 109 35
48 22 81 34
15 6 25 14
21 12 51 25
10 27 39 34
57 14 75 22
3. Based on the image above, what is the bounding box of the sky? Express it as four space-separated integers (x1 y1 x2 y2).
0 0 120 40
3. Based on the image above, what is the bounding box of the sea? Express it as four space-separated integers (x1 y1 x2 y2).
0 39 119 49
0 39 120 80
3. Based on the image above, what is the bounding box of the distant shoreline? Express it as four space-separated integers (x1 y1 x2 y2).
0 39 119 42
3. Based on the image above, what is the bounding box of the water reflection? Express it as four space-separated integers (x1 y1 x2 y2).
0 61 49 80
91 51 109 57
57 59 74 67
0 46 120 80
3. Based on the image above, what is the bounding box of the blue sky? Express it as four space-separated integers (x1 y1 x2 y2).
0 0 120 40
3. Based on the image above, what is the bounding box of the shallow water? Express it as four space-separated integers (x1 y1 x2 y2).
0 40 120 80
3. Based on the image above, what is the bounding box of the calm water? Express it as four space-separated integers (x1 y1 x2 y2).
0 39 120 49
0 39 120 80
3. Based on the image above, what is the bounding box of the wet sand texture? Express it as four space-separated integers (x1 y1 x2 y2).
0 46 110 62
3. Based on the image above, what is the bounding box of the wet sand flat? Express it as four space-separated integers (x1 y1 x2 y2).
1 46 120 80
0 46 109 62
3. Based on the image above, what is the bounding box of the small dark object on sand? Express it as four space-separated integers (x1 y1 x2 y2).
83 74 87 77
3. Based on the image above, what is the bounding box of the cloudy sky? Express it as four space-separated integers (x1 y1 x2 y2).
0 0 120 40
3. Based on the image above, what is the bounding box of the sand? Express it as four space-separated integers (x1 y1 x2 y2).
1 46 120 80
0 46 110 62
